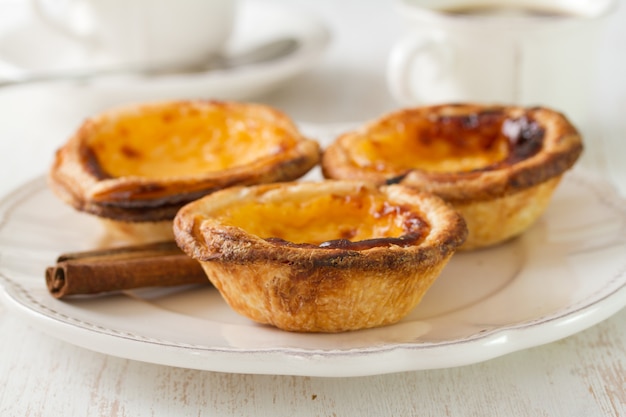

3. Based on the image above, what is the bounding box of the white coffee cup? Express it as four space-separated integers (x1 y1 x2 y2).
387 0 616 130
31 0 237 66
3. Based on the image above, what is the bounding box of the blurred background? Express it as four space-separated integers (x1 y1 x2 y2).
0 0 624 195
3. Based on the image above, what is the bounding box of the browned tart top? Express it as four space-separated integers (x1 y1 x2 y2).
174 181 467 270
49 100 321 222
322 104 583 203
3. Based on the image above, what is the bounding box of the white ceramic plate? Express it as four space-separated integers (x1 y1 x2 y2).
0 0 330 101
1 124 626 377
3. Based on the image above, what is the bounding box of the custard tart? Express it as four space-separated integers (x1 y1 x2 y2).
322 104 583 250
49 100 321 241
174 180 467 333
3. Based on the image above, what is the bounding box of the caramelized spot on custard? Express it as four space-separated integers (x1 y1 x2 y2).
212 188 430 249
316 233 422 250
120 145 142 159
86 102 298 179
501 116 545 164
161 111 176 123
265 233 423 250
351 110 545 175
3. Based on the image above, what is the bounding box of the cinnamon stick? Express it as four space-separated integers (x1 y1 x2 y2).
46 241 208 299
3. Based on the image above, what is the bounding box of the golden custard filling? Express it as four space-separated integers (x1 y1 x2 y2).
209 190 430 248
86 104 295 179
350 112 544 174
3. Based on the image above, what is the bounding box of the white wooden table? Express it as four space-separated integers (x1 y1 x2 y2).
1 1 625 415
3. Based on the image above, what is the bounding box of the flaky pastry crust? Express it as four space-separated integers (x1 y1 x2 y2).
322 104 583 249
49 100 321 241
174 180 467 333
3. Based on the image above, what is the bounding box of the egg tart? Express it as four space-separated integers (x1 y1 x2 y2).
49 100 321 241
173 180 467 333
322 104 583 250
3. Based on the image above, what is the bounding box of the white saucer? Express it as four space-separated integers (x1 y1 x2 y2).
0 0 330 101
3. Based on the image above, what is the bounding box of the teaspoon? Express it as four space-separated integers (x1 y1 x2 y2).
0 37 300 87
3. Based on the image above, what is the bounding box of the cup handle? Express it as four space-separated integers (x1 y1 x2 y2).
31 0 97 45
387 33 454 105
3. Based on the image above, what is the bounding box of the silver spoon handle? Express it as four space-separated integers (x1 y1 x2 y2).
0 37 299 88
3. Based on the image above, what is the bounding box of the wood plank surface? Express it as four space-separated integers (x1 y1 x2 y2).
1 303 624 416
